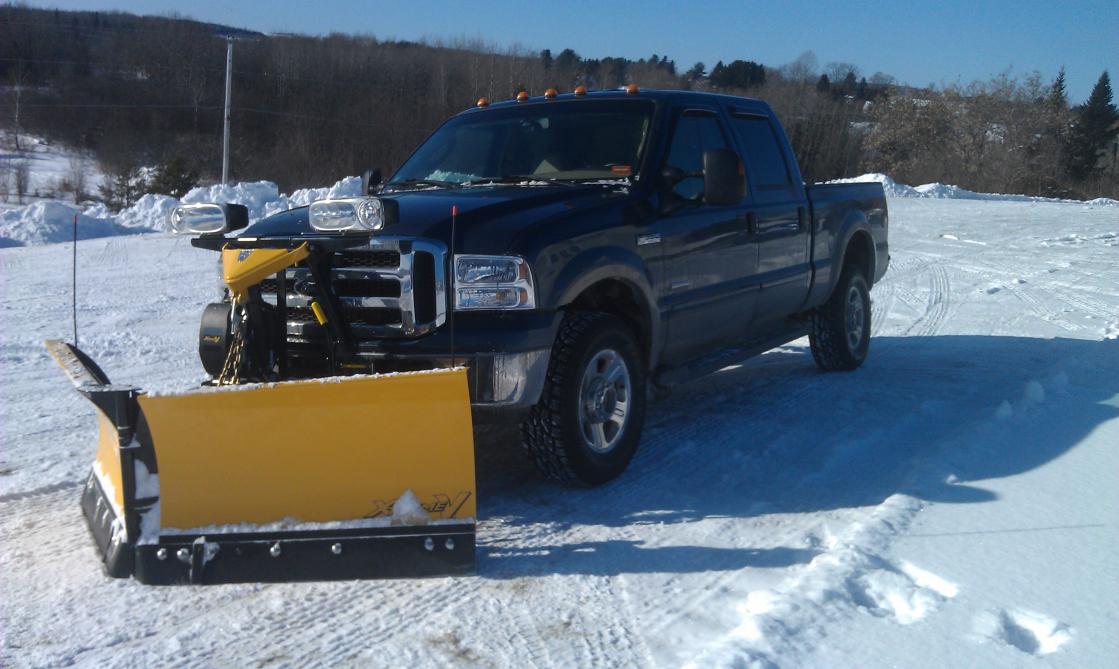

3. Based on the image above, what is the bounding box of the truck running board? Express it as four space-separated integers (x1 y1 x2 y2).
653 322 810 391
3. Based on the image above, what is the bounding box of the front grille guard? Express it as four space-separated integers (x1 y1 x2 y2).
260 237 448 341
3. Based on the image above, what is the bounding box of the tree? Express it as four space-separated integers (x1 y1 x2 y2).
66 156 88 203
99 165 148 211
686 62 705 81
1068 71 1119 180
554 48 580 73
816 74 831 93
1048 67 1068 109
14 161 31 204
148 156 199 198
540 49 552 70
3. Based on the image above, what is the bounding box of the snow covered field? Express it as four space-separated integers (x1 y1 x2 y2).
1 193 1117 667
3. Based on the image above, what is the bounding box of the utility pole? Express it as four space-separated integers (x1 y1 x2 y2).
221 38 233 185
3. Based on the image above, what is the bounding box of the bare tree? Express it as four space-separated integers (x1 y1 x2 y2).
13 161 30 204
67 155 89 203
8 63 29 152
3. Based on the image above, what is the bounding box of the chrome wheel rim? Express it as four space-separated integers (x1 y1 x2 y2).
577 349 631 453
846 285 866 350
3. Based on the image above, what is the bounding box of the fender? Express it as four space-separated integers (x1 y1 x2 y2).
809 210 875 307
549 245 663 370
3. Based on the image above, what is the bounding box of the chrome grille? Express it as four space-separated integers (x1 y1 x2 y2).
261 238 447 341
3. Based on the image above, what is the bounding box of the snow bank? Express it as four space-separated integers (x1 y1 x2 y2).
0 200 120 246
0 175 362 246
830 173 1119 206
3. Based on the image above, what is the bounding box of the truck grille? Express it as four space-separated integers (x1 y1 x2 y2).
260 238 447 342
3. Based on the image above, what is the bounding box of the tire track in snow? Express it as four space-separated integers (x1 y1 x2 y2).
901 261 952 337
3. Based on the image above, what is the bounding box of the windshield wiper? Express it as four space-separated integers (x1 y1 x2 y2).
384 178 463 190
462 175 581 188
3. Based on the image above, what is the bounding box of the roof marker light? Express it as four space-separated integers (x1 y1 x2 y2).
516 91 529 102
573 85 587 96
544 87 558 99
476 97 489 107
625 83 639 95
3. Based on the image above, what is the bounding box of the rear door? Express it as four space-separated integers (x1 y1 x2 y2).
657 108 758 363
729 113 811 326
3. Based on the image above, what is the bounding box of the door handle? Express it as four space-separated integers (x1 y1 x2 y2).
745 212 758 235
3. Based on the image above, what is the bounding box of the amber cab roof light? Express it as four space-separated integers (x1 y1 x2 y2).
476 97 489 107
625 83 639 95
573 85 587 96
544 87 558 99
516 90 529 102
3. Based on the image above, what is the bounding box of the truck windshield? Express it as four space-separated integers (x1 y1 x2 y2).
390 99 653 186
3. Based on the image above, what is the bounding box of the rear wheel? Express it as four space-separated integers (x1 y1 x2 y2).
810 265 871 371
522 311 647 485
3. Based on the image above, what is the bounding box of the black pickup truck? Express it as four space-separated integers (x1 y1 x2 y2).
186 88 888 485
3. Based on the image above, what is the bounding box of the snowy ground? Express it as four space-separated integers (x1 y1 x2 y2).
1 194 1117 668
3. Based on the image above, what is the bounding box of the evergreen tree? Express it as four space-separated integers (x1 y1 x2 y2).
686 62 706 81
1048 67 1068 109
148 156 199 199
1068 71 1119 180
816 74 831 93
540 49 553 70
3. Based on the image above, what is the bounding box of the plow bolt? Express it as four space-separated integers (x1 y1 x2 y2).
176 548 190 563
270 542 282 557
331 543 342 555
156 548 167 560
445 538 455 551
424 538 434 552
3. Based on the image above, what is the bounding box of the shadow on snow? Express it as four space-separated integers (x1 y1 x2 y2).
474 335 1119 578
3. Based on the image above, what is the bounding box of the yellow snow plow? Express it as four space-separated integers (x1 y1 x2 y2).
49 206 477 584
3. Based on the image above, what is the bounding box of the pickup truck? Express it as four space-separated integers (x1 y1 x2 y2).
189 88 889 485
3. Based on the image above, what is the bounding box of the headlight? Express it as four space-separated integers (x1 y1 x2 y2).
169 203 247 235
454 255 535 310
308 197 384 232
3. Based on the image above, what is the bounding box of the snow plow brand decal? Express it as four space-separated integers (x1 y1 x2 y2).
365 492 473 519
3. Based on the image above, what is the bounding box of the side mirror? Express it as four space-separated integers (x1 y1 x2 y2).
702 148 745 206
660 165 687 189
362 168 383 195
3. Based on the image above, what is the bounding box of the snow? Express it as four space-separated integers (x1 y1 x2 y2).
1 185 1118 668
391 489 432 526
0 168 360 246
829 173 1119 206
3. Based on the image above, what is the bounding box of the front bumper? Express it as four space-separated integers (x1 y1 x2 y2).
354 310 560 410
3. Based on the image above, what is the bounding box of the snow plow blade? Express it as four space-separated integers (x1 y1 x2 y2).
47 340 476 585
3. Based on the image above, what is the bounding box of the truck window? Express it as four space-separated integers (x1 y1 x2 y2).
391 100 653 184
731 116 793 195
665 111 728 201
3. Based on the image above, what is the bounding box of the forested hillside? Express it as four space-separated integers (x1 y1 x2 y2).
2 5 1115 204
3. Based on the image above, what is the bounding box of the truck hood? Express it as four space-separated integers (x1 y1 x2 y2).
242 185 627 254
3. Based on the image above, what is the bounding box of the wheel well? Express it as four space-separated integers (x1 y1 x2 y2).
566 279 652 365
843 231 875 281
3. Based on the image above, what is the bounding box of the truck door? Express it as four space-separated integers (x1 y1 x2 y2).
657 108 758 363
730 114 811 327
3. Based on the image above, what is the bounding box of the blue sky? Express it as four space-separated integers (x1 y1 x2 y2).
36 0 1118 101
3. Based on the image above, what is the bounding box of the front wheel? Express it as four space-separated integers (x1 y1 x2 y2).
521 311 647 485
809 265 871 371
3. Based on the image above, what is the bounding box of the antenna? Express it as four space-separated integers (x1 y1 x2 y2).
449 205 457 368
71 212 78 345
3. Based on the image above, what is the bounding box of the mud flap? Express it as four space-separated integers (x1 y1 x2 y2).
47 340 476 584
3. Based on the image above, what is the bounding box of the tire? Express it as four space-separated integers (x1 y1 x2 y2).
809 264 871 371
522 311 647 485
